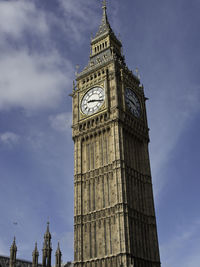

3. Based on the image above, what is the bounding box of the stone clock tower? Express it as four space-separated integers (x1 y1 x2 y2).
71 1 161 266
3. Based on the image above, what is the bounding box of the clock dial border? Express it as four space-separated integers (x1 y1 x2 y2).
125 87 141 118
80 85 106 118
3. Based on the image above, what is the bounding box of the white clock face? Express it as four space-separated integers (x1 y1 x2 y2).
125 88 141 117
81 87 105 115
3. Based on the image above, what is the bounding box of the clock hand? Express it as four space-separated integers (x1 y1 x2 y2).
129 99 136 106
88 99 103 103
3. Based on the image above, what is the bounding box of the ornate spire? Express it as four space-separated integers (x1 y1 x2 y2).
55 242 62 267
102 0 107 10
44 221 51 240
9 237 17 267
11 237 17 250
32 242 39 267
56 242 61 254
43 222 52 267
95 0 112 38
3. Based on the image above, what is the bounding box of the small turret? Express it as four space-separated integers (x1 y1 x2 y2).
9 237 17 267
55 242 62 267
32 242 39 267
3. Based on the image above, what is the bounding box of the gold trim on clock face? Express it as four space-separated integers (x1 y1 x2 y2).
125 88 141 117
81 86 105 116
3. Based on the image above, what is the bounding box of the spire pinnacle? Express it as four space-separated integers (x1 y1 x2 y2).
55 242 62 267
44 221 51 243
34 242 38 251
102 0 107 10
47 221 50 232
32 242 39 267
56 242 61 255
11 237 17 250
95 0 111 38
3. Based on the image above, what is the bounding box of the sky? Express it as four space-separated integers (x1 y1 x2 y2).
0 0 200 266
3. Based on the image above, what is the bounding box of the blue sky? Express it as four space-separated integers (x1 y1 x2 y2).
0 0 200 266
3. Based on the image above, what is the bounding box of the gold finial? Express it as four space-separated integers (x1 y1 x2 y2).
102 0 107 9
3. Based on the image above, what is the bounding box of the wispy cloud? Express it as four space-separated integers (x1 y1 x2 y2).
0 132 19 146
0 0 73 112
161 218 200 267
49 112 72 132
0 49 72 111
149 85 200 200
0 0 48 39
58 0 99 41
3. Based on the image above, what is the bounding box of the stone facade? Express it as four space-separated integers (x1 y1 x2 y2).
0 256 36 267
72 2 161 267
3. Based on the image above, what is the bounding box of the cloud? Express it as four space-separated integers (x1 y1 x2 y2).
0 49 72 111
49 112 72 132
58 0 100 41
160 218 200 267
0 0 110 112
149 85 200 199
0 132 19 146
0 0 74 112
0 0 48 39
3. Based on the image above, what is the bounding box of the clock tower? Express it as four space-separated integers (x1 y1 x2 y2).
71 1 161 266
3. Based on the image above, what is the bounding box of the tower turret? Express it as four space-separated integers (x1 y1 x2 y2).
32 242 39 267
9 237 17 267
55 242 62 267
42 222 52 267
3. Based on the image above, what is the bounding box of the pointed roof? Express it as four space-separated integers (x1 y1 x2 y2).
56 242 62 255
10 237 17 251
33 242 39 256
95 0 113 38
93 0 121 46
44 221 51 244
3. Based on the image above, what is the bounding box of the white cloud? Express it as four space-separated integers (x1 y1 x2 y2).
0 132 19 146
0 0 48 39
0 0 110 112
0 0 74 111
49 112 72 132
0 49 72 111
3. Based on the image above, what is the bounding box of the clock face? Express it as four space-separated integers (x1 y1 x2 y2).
81 87 105 115
125 88 141 117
